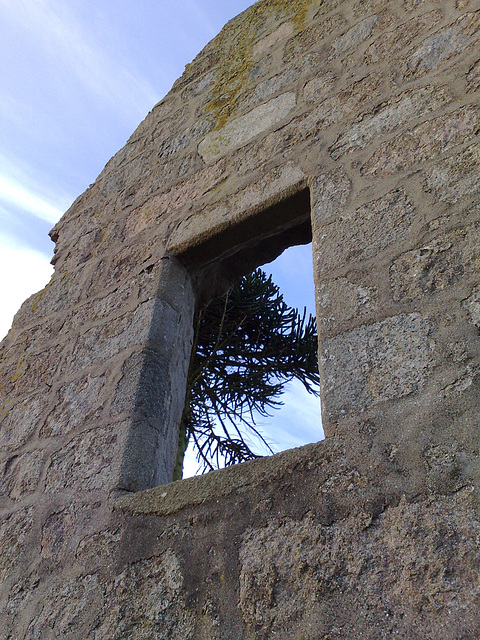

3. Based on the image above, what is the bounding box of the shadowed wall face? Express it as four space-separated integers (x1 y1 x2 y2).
1 0 480 637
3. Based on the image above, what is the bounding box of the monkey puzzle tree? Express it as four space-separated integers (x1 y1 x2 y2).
173 268 320 480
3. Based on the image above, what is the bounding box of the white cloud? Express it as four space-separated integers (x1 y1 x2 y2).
0 0 160 123
0 174 64 225
0 236 54 340
0 153 73 225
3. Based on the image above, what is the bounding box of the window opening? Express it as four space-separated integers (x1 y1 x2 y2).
182 242 323 479
176 187 323 480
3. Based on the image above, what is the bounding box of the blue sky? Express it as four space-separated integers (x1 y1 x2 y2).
0 0 323 474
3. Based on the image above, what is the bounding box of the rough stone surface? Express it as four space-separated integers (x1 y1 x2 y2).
1 0 480 637
199 92 297 163
321 313 436 420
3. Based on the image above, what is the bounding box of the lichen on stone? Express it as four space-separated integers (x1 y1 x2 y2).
204 0 322 129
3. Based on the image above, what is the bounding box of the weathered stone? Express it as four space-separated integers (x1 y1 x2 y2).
330 85 451 159
198 93 297 163
301 72 384 136
353 0 390 16
239 496 480 639
93 552 195 639
321 313 435 419
2 449 45 500
467 57 480 92
75 528 122 570
316 277 378 332
40 373 107 438
303 71 337 103
123 161 227 239
44 425 125 493
168 163 305 252
311 167 352 228
1 1 480 637
314 189 416 274
24 573 105 640
158 117 215 160
364 11 443 66
0 395 43 450
423 142 480 203
111 349 169 420
0 507 34 582
330 15 380 57
462 285 480 327
390 223 480 301
41 505 78 560
362 105 480 176
282 13 347 63
253 21 295 57
406 12 480 75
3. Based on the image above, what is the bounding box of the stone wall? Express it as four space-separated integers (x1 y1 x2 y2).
1 0 480 637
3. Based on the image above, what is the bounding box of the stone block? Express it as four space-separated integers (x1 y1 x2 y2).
2 449 45 500
92 552 194 639
44 424 125 493
0 395 43 451
321 313 435 420
41 505 78 561
462 285 480 327
123 161 227 240
69 311 135 371
303 72 337 103
253 21 295 57
467 58 480 92
390 223 480 301
239 498 480 639
23 573 104 640
316 277 378 332
168 164 305 253
314 189 416 275
111 349 170 422
311 167 352 227
40 373 107 438
199 93 297 164
157 117 214 160
424 142 480 203
23 270 82 320
364 11 443 66
362 105 480 176
91 242 156 292
301 72 384 136
353 0 391 16
406 12 480 76
330 15 380 57
75 528 122 571
0 507 34 582
330 85 452 159
282 13 347 63
1 348 61 397
68 280 136 330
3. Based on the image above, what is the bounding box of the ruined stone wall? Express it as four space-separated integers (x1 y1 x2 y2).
1 0 480 637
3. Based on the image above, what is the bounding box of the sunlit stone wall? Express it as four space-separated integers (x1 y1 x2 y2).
1 0 480 637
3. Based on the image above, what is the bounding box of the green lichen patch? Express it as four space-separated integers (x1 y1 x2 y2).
205 0 323 130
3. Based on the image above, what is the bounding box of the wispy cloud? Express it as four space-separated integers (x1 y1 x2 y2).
0 0 160 123
0 174 64 225
0 154 72 225
0 234 53 340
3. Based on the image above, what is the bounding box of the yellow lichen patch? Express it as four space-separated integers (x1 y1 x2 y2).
205 0 323 130
11 357 26 384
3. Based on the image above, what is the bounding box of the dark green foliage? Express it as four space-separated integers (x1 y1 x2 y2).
173 268 319 480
